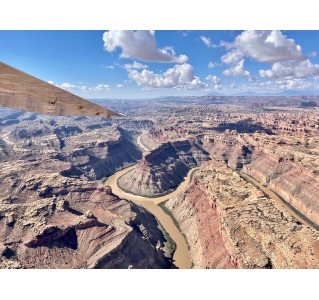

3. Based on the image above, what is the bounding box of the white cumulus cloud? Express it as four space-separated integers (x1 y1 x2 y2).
222 78 315 94
92 84 111 92
200 36 218 48
60 82 77 89
59 83 111 92
259 59 319 79
206 75 221 90
116 84 124 88
222 59 250 77
223 30 305 63
239 30 304 62
274 78 312 90
221 49 244 64
208 62 216 69
103 30 188 63
128 63 207 90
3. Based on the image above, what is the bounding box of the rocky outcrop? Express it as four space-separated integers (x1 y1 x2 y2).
243 151 319 226
204 138 254 170
60 131 142 180
206 136 319 229
166 180 237 269
3 118 142 180
118 140 210 197
166 160 319 268
0 113 171 269
140 130 162 150
0 183 172 269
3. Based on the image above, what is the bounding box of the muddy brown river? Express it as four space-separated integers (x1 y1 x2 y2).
106 142 316 268
105 157 196 269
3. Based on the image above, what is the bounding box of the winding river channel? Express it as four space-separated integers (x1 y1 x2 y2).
105 134 318 269
105 136 194 269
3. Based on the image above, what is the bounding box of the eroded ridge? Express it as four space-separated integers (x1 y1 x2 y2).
167 160 319 269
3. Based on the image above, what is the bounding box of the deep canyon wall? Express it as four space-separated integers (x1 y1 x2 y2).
166 160 319 268
118 139 210 197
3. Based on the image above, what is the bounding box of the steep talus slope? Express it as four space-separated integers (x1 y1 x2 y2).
118 139 210 197
166 160 319 269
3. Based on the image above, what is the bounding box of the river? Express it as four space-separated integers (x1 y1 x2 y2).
136 134 150 153
240 172 319 230
105 136 195 269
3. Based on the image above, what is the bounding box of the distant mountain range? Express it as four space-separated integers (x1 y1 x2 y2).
206 90 319 97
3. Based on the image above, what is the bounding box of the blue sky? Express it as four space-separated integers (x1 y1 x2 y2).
1 30 319 99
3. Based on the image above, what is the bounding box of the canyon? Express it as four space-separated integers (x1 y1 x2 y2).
0 111 172 268
166 160 319 268
1 95 319 268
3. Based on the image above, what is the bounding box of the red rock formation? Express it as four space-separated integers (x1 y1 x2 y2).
166 181 237 268
243 151 319 225
118 140 210 197
0 183 172 269
167 160 319 268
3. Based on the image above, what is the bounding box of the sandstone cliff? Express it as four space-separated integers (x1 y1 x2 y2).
60 127 142 180
0 113 171 269
0 178 172 268
204 138 254 170
243 151 319 226
166 160 319 268
2 117 142 180
118 139 210 197
205 136 319 229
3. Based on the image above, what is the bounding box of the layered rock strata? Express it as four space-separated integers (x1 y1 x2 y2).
205 136 319 228
166 160 319 269
0 113 171 269
0 181 172 269
243 150 319 226
0 117 142 180
118 140 210 197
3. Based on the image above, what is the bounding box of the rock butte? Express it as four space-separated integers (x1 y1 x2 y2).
118 139 209 197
